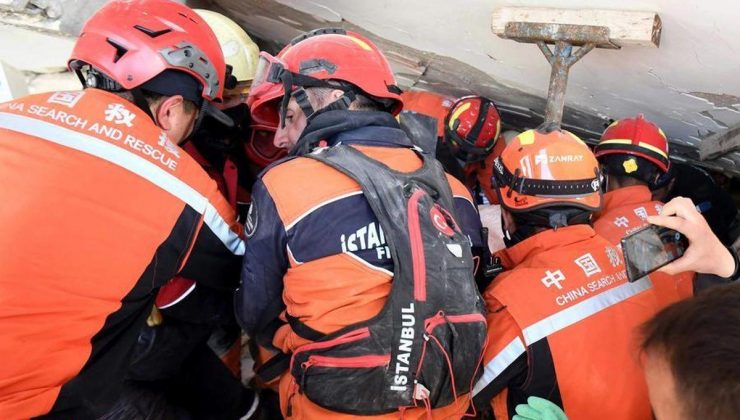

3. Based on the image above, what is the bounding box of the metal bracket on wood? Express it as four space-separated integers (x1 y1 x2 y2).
536 41 596 127
502 22 615 128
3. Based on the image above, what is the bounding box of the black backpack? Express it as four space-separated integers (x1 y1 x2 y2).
286 144 486 415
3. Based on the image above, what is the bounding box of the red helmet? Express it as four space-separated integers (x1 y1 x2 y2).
594 114 669 173
248 28 403 126
68 0 227 103
444 96 502 163
493 128 601 212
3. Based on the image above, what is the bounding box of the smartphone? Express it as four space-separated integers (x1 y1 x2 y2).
620 224 688 282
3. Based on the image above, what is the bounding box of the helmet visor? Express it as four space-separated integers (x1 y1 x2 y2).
250 52 286 96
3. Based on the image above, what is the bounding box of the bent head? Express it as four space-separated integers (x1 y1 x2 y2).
68 0 232 143
595 114 670 191
444 95 502 164
248 28 403 154
493 126 601 245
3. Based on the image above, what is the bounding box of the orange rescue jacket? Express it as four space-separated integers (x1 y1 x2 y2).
473 225 658 420
593 185 694 304
0 89 243 418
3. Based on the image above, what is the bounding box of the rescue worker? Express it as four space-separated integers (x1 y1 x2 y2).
0 1 246 417
441 95 505 204
237 28 485 418
472 126 659 420
401 91 505 204
118 10 262 419
593 115 695 302
401 92 506 275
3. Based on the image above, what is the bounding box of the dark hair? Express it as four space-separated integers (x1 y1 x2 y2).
641 284 740 420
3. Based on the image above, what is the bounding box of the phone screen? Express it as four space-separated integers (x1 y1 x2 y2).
620 225 688 282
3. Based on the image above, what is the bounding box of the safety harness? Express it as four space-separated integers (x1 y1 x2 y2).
278 144 486 415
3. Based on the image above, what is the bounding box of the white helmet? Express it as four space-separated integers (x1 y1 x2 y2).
194 9 259 92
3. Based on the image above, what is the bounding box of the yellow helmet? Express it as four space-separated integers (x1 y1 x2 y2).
194 9 259 93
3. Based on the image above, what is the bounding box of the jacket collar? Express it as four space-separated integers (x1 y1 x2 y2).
599 185 653 218
498 224 597 268
291 110 413 155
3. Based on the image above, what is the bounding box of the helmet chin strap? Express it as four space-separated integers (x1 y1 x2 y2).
179 99 209 146
280 82 358 156
277 69 357 128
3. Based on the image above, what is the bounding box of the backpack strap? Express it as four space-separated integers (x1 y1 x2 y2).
254 352 291 383
307 144 457 214
286 313 326 341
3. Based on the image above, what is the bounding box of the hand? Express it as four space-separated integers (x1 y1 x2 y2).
647 196 736 278
513 396 568 420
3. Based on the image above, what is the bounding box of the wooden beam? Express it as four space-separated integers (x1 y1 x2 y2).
699 123 740 160
492 7 662 48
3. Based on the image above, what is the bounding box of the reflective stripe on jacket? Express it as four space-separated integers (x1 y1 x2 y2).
473 225 655 420
0 89 243 418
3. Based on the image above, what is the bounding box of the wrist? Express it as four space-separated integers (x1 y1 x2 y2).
716 243 737 278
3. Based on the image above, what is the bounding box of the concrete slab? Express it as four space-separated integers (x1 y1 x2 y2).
0 59 28 101
0 22 74 73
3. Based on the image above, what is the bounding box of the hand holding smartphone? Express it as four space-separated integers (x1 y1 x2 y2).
621 224 688 282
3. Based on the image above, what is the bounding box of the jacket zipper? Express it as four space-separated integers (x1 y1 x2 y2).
424 311 486 334
298 354 390 395
305 354 391 368
290 327 372 371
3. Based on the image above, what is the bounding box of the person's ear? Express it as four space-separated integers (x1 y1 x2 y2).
152 95 186 131
330 89 344 101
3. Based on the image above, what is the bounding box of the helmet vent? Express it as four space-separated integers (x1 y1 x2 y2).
133 25 172 38
177 11 198 23
106 38 129 63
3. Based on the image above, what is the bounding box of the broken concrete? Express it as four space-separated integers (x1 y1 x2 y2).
0 60 28 100
212 0 740 176
0 22 74 73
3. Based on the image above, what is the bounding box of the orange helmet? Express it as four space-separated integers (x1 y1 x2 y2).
248 28 403 129
400 90 454 137
595 114 670 173
493 128 601 212
444 96 502 163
